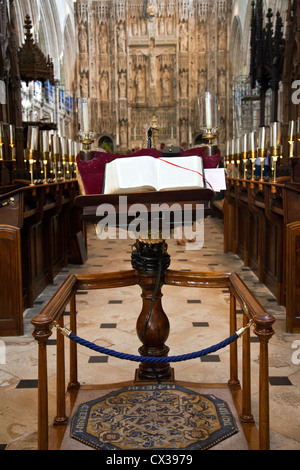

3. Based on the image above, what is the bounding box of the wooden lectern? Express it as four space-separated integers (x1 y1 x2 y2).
75 188 214 382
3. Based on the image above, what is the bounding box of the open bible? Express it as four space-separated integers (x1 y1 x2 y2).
103 155 205 194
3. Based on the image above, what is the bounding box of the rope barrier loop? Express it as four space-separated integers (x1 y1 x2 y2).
52 319 254 365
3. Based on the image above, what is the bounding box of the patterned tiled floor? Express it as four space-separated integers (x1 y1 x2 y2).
0 216 300 450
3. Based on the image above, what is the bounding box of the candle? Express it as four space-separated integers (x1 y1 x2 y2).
61 137 67 155
226 140 230 156
270 122 281 148
242 134 248 153
204 92 212 129
133 127 136 140
9 124 15 144
52 133 59 154
82 101 89 133
249 131 256 152
68 139 73 157
288 120 295 141
30 126 39 151
231 139 235 156
258 126 266 150
235 137 240 154
42 131 49 153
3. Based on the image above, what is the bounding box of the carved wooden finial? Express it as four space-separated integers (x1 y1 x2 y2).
18 14 54 85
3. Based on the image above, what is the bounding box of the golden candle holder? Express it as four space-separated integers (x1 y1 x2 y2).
9 125 16 161
79 131 95 162
230 155 235 178
288 120 295 158
9 142 16 161
270 146 280 182
43 152 49 183
29 150 35 185
258 149 266 181
0 139 3 161
289 140 294 158
57 160 63 180
236 154 241 178
249 150 256 180
242 152 248 179
202 129 217 147
53 154 58 181
225 157 230 173
65 162 70 180
79 132 94 151
62 154 67 180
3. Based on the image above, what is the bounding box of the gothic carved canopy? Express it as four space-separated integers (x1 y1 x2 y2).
18 15 54 85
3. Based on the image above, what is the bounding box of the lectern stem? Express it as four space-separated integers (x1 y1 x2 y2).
132 239 173 382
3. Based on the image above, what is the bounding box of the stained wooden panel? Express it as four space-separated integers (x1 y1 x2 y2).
0 182 84 336
224 178 300 333
0 226 23 336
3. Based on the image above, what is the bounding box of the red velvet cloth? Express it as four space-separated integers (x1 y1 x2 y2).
76 147 220 195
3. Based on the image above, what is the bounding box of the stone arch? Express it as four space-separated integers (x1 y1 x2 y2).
98 135 113 153
63 15 76 91
229 15 243 77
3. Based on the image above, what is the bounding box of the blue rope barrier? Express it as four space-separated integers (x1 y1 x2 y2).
68 331 239 364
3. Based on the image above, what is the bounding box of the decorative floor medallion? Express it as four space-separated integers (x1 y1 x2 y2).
70 385 238 450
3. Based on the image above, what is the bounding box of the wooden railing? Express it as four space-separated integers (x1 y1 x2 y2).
31 269 275 451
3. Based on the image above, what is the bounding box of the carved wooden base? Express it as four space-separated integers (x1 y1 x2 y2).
132 239 173 382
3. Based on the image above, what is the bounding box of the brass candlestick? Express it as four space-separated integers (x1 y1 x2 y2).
9 125 15 161
79 131 95 161
230 155 235 178
242 152 248 179
289 139 294 158
288 120 295 158
62 154 67 180
43 152 49 182
29 150 34 185
225 156 230 172
80 132 95 150
258 149 266 181
202 128 217 147
10 143 16 161
53 154 58 181
249 150 256 180
57 160 62 180
270 146 280 182
236 154 241 178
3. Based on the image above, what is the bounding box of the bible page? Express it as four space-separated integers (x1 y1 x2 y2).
104 156 157 194
156 156 204 191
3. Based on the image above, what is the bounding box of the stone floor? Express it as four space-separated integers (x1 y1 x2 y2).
0 216 300 451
